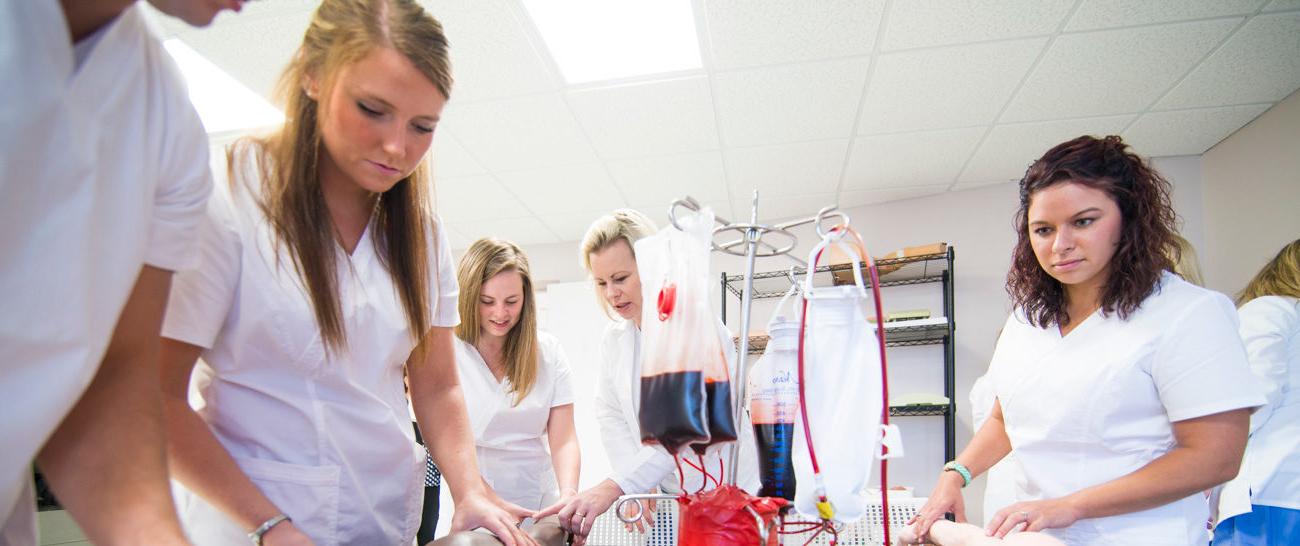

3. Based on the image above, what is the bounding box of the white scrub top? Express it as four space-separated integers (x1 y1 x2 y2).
162 146 459 546
1215 295 1300 523
0 2 210 539
454 332 574 511
989 272 1264 546
969 375 1027 526
594 321 759 496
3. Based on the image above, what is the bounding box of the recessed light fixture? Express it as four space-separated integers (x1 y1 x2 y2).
522 0 703 85
163 38 284 134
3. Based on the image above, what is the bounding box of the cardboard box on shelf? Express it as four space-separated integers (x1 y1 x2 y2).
828 242 948 285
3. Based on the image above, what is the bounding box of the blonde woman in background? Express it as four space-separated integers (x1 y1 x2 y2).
434 239 578 546
1213 239 1300 545
536 209 757 545
156 1 535 544
1171 234 1205 287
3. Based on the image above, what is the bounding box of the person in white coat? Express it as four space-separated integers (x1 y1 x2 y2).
157 2 537 545
1 1 240 544
536 210 757 545
432 238 579 546
1213 239 1300 545
914 135 1264 546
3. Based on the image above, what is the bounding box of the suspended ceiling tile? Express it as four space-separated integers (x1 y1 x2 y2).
496 163 626 215
440 223 474 250
430 132 487 178
450 216 561 247
426 0 559 102
843 128 985 191
1066 0 1265 32
173 10 312 100
1123 104 1271 156
724 140 850 198
1002 18 1239 122
713 58 870 148
839 185 950 208
1265 0 1300 11
1157 12 1300 109
859 38 1046 134
951 179 1018 192
731 192 841 223
433 174 532 223
444 93 598 172
881 0 1073 51
567 76 719 160
959 115 1134 183
703 0 885 69
537 211 615 242
631 200 736 232
607 151 730 205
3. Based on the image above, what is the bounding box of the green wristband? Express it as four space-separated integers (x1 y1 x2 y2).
943 460 972 488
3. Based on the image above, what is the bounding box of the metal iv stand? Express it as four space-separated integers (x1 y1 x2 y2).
613 190 851 544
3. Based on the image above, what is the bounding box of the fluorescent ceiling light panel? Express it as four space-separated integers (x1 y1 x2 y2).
163 38 284 134
523 0 702 84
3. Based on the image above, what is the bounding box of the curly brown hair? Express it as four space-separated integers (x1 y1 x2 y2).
1007 135 1180 328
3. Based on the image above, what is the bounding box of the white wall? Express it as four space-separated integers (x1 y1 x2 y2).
1201 88 1300 296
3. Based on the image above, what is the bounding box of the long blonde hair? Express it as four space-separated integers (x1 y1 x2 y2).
230 0 452 352
1238 239 1300 304
456 239 539 405
579 209 657 319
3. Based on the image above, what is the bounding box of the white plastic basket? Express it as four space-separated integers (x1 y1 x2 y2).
584 497 927 546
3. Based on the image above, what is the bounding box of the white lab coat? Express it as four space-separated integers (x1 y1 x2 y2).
1215 295 1300 523
454 333 575 511
988 272 1264 546
162 147 459 546
594 321 759 496
0 3 210 541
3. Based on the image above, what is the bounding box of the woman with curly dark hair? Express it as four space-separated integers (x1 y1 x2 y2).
913 135 1264 546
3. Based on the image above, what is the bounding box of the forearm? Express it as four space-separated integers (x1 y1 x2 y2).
953 412 1013 479
550 437 581 495
1065 445 1238 519
163 396 285 531
1064 409 1250 520
38 349 186 546
414 383 485 501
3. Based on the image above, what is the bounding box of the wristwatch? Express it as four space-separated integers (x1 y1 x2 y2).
943 460 972 488
249 514 291 545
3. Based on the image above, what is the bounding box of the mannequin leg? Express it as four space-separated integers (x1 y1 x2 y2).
428 530 506 546
527 516 568 546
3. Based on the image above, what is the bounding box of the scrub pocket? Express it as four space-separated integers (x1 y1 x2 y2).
237 456 341 546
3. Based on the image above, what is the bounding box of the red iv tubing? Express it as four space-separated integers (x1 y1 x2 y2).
795 226 892 546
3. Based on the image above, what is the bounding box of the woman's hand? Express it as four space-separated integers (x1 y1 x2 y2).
986 498 1082 538
535 479 623 539
450 491 539 546
909 471 968 539
263 521 316 546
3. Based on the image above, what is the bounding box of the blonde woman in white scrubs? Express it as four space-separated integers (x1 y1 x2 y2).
536 210 757 545
914 135 1264 546
433 239 579 546
1213 239 1300 545
157 2 536 545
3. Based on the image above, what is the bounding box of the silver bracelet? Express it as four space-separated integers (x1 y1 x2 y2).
248 514 291 545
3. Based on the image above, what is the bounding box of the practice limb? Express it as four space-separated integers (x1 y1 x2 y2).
894 521 1065 546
